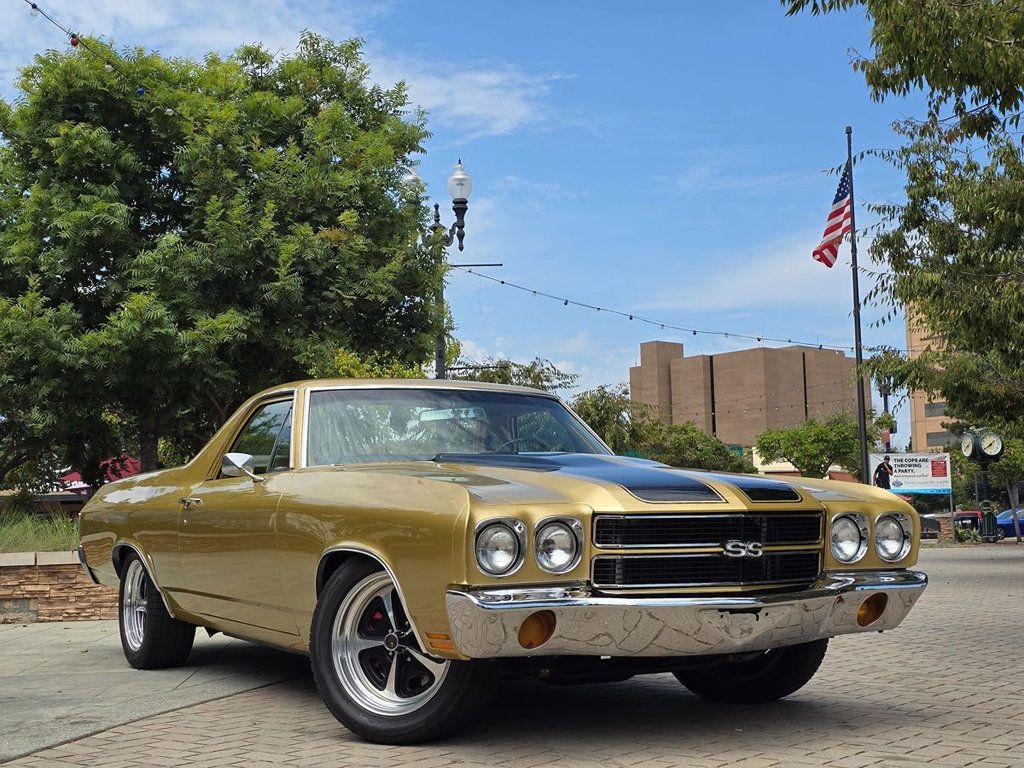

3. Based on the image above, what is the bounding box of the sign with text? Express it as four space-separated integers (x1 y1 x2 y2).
870 452 952 495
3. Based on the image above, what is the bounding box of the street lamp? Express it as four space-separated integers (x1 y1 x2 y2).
428 161 472 380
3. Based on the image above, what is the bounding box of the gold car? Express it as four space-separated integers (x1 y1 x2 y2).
79 379 927 744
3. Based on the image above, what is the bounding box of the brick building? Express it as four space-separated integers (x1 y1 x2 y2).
905 314 950 452
629 341 870 448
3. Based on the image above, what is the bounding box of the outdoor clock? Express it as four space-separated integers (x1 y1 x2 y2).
980 432 1004 459
961 432 976 459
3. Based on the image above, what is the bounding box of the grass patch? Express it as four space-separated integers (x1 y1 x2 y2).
0 511 78 553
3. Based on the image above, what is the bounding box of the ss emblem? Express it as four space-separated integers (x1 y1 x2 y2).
722 540 764 558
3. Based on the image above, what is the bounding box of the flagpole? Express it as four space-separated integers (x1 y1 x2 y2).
846 125 871 483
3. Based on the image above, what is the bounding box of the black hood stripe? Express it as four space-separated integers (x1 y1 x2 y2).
434 453 722 502
690 472 803 502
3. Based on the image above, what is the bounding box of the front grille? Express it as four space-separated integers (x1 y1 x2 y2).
592 551 821 589
594 513 821 548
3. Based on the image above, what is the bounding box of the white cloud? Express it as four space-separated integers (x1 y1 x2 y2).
639 230 873 314
0 0 559 141
371 57 566 138
660 146 817 196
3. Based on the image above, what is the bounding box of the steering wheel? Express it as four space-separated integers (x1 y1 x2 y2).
493 436 551 453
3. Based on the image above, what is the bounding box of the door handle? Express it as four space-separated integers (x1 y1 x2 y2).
179 497 202 510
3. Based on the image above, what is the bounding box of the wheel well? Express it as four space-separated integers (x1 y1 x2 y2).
316 550 383 596
111 544 132 576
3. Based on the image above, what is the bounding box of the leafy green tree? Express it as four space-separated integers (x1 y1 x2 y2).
452 357 579 393
571 384 754 473
0 34 435 478
755 413 880 479
863 128 1024 429
645 421 756 474
571 384 658 455
784 0 1024 137
784 1 1024 429
989 438 1024 542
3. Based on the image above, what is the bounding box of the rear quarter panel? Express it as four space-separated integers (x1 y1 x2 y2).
78 466 195 614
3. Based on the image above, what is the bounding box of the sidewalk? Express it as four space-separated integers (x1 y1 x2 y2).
2 546 1021 767
0 621 307 761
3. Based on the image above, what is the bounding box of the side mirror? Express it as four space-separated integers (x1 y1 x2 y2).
222 452 264 483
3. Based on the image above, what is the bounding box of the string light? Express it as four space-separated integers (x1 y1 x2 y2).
23 1 208 137
455 266 915 355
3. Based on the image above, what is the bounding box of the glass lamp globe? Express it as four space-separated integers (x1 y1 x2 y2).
447 160 472 201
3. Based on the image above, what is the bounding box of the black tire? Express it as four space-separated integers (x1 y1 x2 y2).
674 639 828 704
118 552 195 669
310 558 499 744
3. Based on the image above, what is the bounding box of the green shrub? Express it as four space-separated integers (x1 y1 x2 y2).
955 527 982 544
0 511 78 553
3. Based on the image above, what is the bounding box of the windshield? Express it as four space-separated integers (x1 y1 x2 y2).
305 388 609 466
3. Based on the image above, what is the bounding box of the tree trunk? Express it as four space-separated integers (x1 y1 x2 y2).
1007 481 1023 544
139 415 160 473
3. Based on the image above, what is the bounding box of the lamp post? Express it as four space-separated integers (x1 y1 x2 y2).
426 161 472 380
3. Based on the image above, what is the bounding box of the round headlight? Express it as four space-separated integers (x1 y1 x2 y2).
535 520 581 573
475 522 521 575
831 514 866 563
875 514 910 561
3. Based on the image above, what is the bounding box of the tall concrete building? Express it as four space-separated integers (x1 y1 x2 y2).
629 341 870 448
905 314 950 452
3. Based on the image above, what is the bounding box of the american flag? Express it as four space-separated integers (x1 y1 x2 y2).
812 162 853 268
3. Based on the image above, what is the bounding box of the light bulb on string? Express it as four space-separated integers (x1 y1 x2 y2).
70 35 80 47
136 86 145 96
30 3 39 17
104 63 113 73
164 108 174 116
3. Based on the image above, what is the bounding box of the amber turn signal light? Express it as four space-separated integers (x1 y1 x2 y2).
517 610 556 649
856 593 888 627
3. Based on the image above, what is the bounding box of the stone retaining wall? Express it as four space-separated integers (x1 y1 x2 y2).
0 552 117 623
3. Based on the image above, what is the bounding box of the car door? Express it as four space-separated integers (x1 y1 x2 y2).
178 396 298 636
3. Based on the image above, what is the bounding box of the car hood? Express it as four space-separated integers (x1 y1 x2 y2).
337 453 889 511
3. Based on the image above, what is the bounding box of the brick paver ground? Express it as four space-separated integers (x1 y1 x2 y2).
5 545 1023 767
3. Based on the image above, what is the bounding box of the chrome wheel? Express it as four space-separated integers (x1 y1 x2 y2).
331 571 449 717
122 559 148 652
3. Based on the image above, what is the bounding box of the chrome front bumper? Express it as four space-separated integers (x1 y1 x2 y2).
445 570 927 658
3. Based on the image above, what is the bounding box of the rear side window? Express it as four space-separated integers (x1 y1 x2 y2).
230 400 293 475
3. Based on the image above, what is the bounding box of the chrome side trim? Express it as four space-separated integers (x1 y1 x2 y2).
317 545 430 656
77 545 100 585
111 543 178 619
446 570 928 658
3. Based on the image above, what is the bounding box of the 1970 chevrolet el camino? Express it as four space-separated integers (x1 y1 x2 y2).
78 379 927 744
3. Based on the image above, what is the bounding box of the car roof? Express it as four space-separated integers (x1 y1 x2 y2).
262 378 557 399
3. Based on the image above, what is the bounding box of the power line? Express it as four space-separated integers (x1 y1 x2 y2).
453 266 917 355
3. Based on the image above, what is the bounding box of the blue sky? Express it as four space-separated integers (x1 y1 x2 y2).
0 0 924 441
